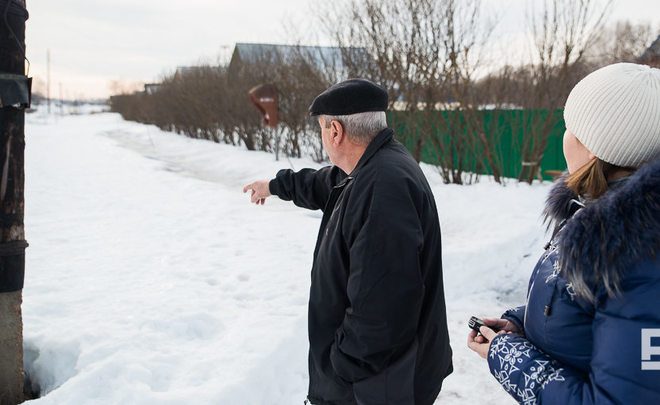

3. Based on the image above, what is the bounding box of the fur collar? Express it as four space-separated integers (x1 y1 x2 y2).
543 157 660 302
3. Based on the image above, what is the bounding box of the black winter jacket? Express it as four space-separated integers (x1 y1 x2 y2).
269 129 453 405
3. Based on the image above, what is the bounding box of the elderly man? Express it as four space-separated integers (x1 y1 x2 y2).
243 79 452 405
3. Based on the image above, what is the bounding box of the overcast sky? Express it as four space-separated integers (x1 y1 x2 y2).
24 0 660 100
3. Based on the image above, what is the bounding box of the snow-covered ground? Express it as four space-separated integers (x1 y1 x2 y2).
22 110 554 404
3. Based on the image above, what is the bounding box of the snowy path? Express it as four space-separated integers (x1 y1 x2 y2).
23 112 552 404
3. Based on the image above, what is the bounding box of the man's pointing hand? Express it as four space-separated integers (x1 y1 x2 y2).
243 180 271 205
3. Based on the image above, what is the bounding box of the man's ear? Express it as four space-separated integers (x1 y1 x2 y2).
330 120 344 146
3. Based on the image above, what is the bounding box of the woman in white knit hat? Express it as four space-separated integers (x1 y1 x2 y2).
468 63 660 404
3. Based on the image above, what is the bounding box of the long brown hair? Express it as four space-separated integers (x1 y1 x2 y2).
565 158 627 199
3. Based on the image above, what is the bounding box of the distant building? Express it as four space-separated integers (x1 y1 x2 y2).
228 42 372 79
174 66 203 77
638 34 660 67
172 65 222 81
144 83 160 95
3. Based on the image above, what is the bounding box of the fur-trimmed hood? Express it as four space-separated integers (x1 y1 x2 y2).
543 156 660 302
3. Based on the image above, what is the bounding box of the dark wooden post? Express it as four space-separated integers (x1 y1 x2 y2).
0 0 29 403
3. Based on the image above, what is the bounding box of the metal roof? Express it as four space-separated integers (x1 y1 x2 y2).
231 42 371 71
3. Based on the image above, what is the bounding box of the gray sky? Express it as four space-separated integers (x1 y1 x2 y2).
24 0 660 100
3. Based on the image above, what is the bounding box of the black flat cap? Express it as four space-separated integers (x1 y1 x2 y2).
309 78 388 116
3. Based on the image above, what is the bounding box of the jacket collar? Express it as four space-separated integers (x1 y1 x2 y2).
545 156 660 299
348 128 393 177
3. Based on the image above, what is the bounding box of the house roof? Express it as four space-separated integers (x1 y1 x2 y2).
230 43 371 72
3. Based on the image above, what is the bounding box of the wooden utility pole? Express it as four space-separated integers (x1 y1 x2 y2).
0 0 29 403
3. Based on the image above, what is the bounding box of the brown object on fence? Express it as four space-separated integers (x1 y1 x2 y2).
248 83 278 128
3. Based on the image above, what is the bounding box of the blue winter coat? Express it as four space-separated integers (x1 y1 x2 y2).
487 157 660 404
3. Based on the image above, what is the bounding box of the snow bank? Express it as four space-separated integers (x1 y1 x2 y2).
23 111 553 403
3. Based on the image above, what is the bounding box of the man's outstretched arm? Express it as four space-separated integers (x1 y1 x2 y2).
243 166 345 211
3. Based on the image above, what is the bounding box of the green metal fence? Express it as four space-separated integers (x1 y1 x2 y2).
388 110 567 181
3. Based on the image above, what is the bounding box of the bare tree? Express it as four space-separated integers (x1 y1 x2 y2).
592 20 657 63
516 0 612 183
318 0 497 184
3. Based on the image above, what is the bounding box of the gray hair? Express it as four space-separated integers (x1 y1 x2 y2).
321 111 387 145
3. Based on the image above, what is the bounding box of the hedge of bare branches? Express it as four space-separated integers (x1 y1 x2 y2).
111 52 333 161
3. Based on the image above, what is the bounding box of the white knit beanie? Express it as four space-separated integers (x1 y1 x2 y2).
563 63 660 168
